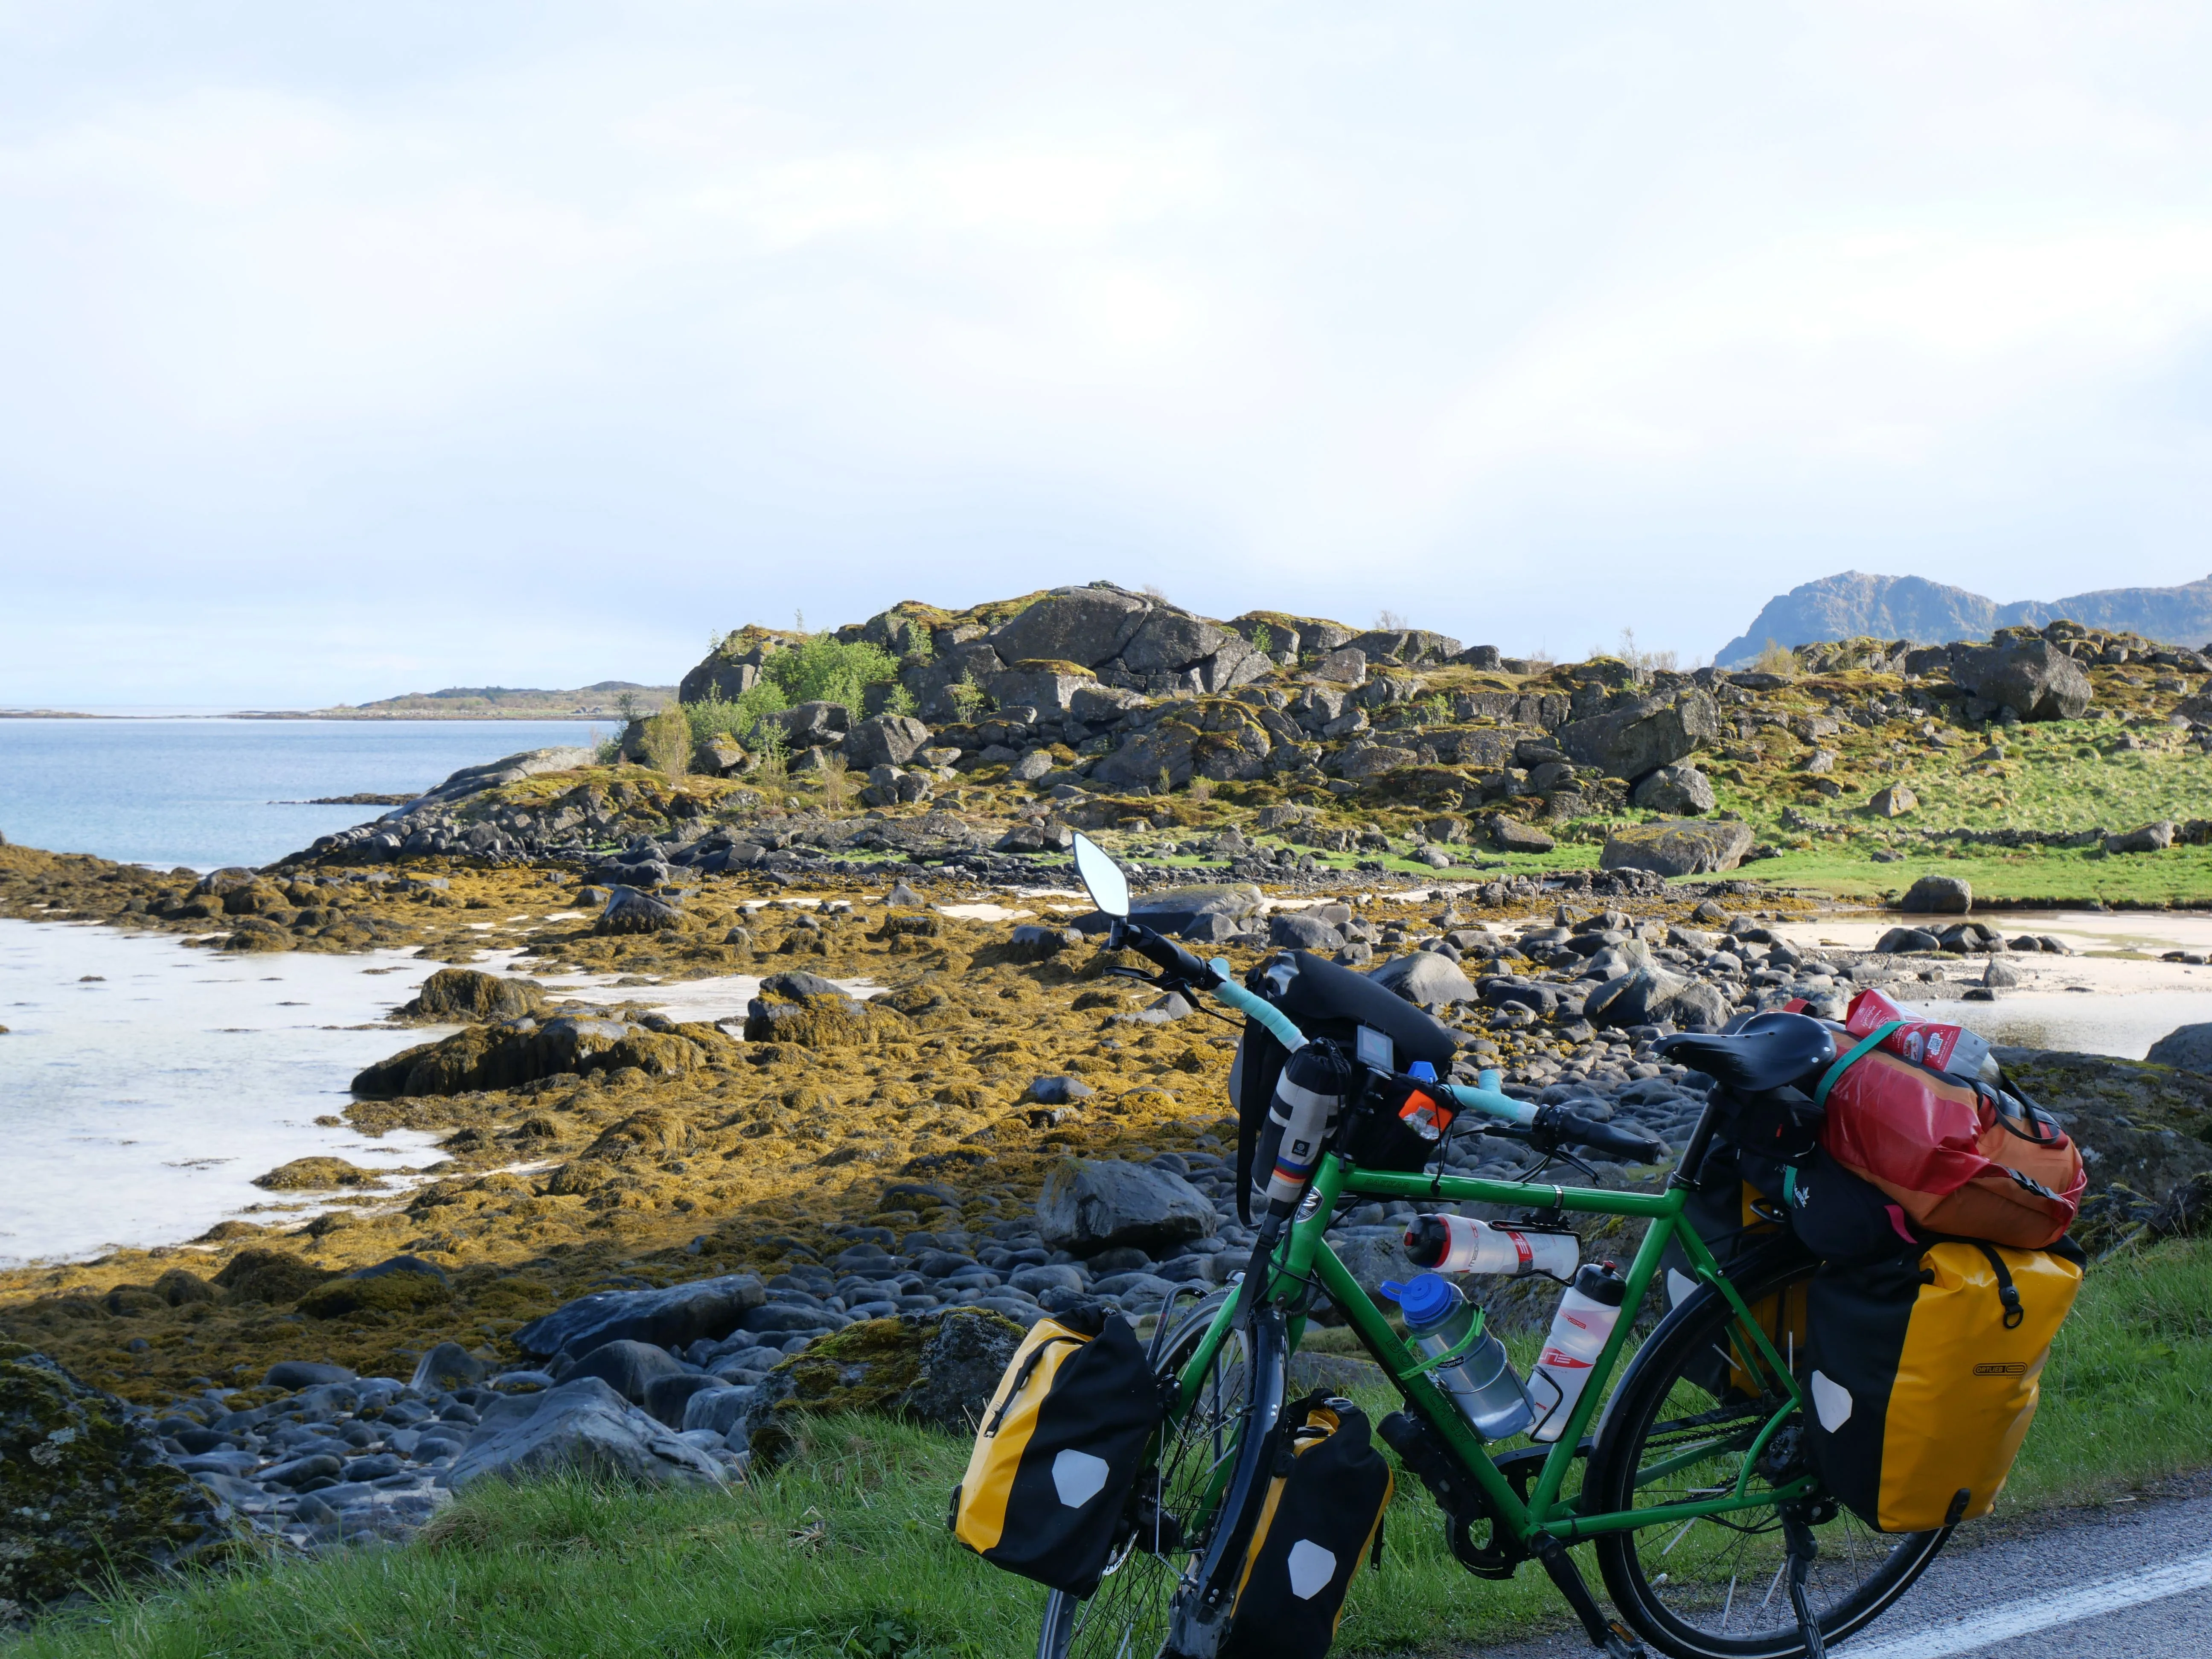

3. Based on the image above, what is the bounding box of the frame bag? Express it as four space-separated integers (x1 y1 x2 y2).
950 1304 1167 1595
1219 1394 1394 1659
1804 1238 2084 1532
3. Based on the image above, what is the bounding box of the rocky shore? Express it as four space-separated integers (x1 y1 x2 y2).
6 580 2212 1618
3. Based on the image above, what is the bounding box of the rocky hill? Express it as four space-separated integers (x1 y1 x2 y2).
293 582 2212 909
1718 571 2212 665
263 682 675 720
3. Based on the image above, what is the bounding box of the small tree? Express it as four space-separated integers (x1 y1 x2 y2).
1251 624 1274 658
818 752 853 813
1750 638 1798 677
1376 608 1412 630
883 684 919 719
640 704 692 781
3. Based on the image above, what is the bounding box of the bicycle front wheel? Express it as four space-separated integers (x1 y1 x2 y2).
1587 1249 1948 1659
1035 1290 1282 1659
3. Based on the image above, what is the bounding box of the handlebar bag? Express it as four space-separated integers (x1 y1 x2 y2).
1815 1039 2085 1249
950 1302 1167 1596
1804 1237 2084 1532
1341 1073 1459 1174
1218 1394 1394 1659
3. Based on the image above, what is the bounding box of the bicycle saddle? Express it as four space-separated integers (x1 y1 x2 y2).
1657 1010 1837 1093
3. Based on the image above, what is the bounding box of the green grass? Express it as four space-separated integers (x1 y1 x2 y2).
1729 843 2212 908
20 1240 2212 1659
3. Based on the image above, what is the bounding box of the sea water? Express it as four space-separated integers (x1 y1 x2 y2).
0 919 450 1266
0 716 602 871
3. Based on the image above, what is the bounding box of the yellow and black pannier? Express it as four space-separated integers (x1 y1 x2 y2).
950 1304 1166 1595
1804 1238 2084 1532
1218 1394 1394 1659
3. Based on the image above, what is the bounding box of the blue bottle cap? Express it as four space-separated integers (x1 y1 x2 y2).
1377 1272 1458 1328
1409 1060 1437 1083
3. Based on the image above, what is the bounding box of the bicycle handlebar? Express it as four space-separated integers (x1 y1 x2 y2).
1536 1106 1667 1164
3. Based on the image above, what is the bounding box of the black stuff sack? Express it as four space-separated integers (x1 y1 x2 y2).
950 1303 1167 1596
1218 1394 1394 1659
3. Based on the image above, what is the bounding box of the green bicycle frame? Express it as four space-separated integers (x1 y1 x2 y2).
1171 1154 1815 1556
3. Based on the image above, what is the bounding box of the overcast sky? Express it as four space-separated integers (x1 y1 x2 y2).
3 3 2209 707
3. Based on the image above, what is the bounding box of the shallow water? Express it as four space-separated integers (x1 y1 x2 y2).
1895 992 2210 1061
0 716 601 871
0 919 449 1266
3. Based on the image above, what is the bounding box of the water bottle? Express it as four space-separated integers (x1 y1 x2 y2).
1251 1044 1350 1217
1403 1214 1580 1280
1527 1263 1627 1442
1381 1273 1534 1441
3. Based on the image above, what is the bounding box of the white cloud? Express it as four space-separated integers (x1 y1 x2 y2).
2 1 2210 703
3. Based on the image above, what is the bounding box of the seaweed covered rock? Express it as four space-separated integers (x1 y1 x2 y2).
394 968 547 1024
295 1256 454 1320
747 1307 1025 1464
0 1345 226 1614
212 1250 334 1306
251 1157 388 1192
1995 1048 2212 1204
352 1014 730 1097
743 972 883 1047
597 887 687 936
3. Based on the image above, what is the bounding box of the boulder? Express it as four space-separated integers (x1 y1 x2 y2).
1630 763 1715 815
1668 981 1732 1033
561 1339 687 1404
1039 1158 1217 1255
1555 689 1721 781
1584 963 1691 1028
1337 743 1421 780
598 886 686 935
1368 952 1477 1008
1869 784 1918 818
1090 704 1273 789
1121 609 1230 673
0 1346 225 1612
1312 648 1367 685
844 714 932 769
1901 875 1972 914
2105 821 2176 855
1489 818 1556 854
2147 1024 2212 1076
213 1250 332 1305
263 1359 355 1391
774 701 852 746
748 1307 1027 1463
1598 820 1755 877
410 1342 489 1394
1027 1074 1096 1106
394 968 547 1025
514 1272 767 1361
1269 913 1346 952
681 1385 760 1440
444 1376 725 1490
1947 637 2093 722
742 975 876 1045
352 1015 720 1097
984 667 1094 716
988 587 1152 668
1126 884 1264 939
1876 926 1944 953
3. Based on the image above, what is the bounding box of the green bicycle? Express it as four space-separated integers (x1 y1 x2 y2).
1036 838 1949 1659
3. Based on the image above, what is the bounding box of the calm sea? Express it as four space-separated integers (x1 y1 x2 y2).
0 717 603 871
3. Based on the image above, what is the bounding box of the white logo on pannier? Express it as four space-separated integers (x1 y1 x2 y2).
1052 1448 1110 1508
1286 1539 1338 1599
1810 1370 1853 1432
1666 1268 1697 1308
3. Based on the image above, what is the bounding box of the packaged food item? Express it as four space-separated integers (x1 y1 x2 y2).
1843 987 1993 1080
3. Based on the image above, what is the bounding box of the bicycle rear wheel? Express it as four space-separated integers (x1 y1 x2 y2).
1034 1291 1282 1659
1587 1249 1948 1659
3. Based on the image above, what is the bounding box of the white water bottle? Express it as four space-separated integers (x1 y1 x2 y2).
1403 1214 1580 1280
1527 1263 1627 1442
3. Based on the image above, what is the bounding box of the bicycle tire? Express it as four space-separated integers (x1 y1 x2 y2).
1034 1291 1285 1659
1587 1248 1949 1659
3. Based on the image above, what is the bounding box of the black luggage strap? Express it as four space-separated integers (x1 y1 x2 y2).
982 1334 1084 1435
1973 1244 2025 1329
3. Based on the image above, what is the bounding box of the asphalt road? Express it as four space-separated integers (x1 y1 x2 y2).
1453 1477 2212 1659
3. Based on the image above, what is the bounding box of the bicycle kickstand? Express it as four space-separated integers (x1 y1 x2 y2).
1781 1512 1827 1659
1528 1535 1646 1659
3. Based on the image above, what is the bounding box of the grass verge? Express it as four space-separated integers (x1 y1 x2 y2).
19 1238 2211 1659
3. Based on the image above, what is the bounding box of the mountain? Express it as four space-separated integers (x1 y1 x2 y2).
1717 572 2212 666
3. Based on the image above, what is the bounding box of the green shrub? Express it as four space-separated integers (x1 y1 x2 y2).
767 634 901 710
640 705 692 781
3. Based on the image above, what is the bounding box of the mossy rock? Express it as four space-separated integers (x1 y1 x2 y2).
295 1257 453 1320
220 917 293 953
0 1345 227 1611
748 1307 1025 1466
252 1157 389 1192
395 968 547 1024
212 1249 335 1305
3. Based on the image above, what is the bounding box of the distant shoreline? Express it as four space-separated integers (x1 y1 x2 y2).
0 710 614 722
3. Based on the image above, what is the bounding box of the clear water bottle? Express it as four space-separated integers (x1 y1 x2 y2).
1527 1263 1627 1442
1381 1273 1534 1441
1403 1214 1580 1279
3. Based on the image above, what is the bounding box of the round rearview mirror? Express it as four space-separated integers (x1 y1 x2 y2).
1071 833 1131 919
